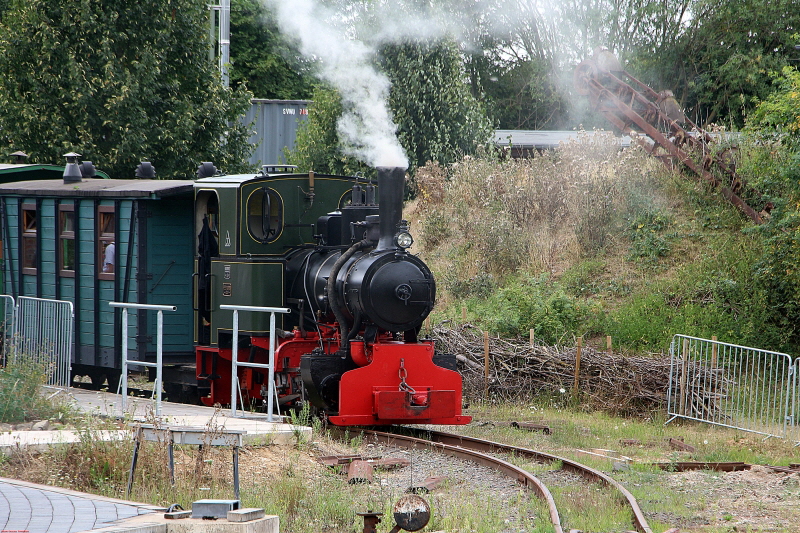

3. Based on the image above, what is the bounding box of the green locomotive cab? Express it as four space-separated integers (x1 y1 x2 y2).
193 167 363 348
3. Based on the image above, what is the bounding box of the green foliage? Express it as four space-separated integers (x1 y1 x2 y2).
630 0 800 128
0 0 254 179
0 357 70 424
733 66 800 351
601 238 789 352
471 274 596 343
290 40 492 174
382 40 493 171
625 209 673 261
288 86 372 176
229 0 315 99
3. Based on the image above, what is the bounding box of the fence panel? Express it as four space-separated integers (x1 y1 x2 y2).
667 334 793 438
12 296 73 388
789 359 800 443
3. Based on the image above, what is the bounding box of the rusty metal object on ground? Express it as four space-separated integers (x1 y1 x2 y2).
357 510 383 533
392 495 430 532
348 459 374 483
317 454 381 466
407 476 447 494
510 421 552 434
668 437 696 452
573 47 762 224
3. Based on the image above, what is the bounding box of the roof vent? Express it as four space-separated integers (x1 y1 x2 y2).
197 162 217 179
135 161 156 179
10 151 28 164
63 152 83 184
79 161 97 179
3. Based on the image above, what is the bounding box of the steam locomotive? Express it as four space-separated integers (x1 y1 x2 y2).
0 160 470 426
193 164 469 425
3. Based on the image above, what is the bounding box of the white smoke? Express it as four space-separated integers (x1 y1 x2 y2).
262 0 499 169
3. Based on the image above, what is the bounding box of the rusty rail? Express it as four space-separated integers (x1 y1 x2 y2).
331 427 653 533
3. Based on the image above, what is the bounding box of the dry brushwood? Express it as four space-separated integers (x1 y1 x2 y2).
432 324 729 417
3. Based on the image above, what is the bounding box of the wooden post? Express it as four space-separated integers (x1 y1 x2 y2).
484 331 490 399
711 335 718 369
462 306 467 322
573 336 583 395
679 337 689 415
529 329 535 347
606 335 612 356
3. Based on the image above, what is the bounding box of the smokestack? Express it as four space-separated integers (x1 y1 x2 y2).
376 166 406 250
63 152 82 184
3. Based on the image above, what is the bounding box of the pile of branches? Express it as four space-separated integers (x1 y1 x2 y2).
432 324 678 416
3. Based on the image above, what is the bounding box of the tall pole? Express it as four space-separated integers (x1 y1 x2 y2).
219 0 230 87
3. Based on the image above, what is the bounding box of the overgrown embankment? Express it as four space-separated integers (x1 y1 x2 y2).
408 133 786 357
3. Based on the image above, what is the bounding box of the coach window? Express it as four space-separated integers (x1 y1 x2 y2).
59 205 75 277
98 206 115 280
247 187 282 243
21 205 37 275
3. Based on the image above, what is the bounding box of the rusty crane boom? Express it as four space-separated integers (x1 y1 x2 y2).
574 48 763 224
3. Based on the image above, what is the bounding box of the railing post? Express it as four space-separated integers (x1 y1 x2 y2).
111 302 176 418
156 310 163 417
231 308 239 418
221 304 289 420
267 311 277 422
121 308 129 411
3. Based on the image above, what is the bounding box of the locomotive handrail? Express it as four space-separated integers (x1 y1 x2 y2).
110 301 177 417
220 304 290 421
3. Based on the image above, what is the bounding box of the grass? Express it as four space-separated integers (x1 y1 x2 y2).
0 355 75 424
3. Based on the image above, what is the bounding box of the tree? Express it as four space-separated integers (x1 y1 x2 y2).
736 67 800 348
381 40 494 170
630 0 800 128
289 86 372 176
0 0 254 179
229 0 316 99
290 40 493 175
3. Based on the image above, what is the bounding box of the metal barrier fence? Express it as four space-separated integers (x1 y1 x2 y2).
222 304 290 421
111 301 177 417
12 296 74 388
667 334 794 438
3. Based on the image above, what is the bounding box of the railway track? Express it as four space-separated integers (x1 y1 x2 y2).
332 426 654 533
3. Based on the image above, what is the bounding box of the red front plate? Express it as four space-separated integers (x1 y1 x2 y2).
328 341 471 426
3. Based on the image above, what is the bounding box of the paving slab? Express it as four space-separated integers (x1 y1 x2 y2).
0 477 160 533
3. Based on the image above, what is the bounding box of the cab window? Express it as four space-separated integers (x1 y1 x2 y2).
247 188 282 243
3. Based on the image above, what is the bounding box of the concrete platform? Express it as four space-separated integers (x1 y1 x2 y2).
0 476 160 533
0 388 310 456
0 388 302 532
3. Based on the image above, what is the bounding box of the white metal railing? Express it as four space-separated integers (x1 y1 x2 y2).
667 334 794 439
111 302 177 417
13 296 73 388
221 304 290 421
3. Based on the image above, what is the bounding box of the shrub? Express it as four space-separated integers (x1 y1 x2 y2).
0 357 69 424
471 274 597 344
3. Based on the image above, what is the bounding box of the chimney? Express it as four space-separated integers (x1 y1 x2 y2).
63 152 82 184
376 166 406 250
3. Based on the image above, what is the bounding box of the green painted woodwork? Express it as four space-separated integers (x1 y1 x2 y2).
209 260 284 344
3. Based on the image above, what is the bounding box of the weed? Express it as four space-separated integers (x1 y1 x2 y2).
0 356 74 424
